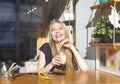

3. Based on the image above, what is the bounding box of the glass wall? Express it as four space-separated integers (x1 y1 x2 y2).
0 0 45 66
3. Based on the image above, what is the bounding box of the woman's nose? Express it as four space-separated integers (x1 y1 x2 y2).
55 29 60 33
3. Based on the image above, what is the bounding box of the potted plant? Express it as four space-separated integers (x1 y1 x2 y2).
99 0 109 3
92 16 120 43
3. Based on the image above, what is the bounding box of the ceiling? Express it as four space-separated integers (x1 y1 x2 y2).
0 0 78 31
24 0 68 22
25 0 77 22
47 0 78 22
0 0 70 22
46 0 67 22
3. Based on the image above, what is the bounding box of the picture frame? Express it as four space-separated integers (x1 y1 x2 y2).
96 47 120 76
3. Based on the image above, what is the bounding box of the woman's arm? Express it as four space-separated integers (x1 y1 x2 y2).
36 51 63 72
70 45 89 72
36 51 54 72
60 39 89 72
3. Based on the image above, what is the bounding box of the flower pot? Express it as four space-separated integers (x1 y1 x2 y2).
64 13 74 21
94 38 101 42
100 34 112 43
100 33 120 43
99 0 109 3
115 33 120 42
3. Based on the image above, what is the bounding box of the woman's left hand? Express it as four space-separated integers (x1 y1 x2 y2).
60 39 73 48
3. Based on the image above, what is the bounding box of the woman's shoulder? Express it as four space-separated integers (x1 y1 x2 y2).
40 42 50 50
39 42 52 60
42 42 49 47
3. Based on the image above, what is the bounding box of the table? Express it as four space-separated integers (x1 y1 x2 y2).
0 70 120 84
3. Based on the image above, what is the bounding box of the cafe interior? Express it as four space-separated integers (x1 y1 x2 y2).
0 0 120 84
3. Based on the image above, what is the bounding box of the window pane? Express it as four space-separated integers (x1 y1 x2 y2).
0 0 42 66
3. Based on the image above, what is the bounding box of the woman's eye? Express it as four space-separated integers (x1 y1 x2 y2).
59 27 63 30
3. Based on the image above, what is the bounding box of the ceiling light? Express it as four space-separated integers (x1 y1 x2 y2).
45 0 48 2
33 7 36 10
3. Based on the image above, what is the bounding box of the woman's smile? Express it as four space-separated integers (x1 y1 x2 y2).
55 34 62 39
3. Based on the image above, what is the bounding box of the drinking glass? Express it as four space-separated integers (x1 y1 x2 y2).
2 71 13 83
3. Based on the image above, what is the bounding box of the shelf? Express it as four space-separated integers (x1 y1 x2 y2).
90 0 120 9
63 20 75 26
89 42 120 46
89 42 120 50
90 0 120 76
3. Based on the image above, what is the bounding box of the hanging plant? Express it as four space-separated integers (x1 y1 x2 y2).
92 16 120 42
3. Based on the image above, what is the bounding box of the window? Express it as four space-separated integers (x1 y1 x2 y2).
0 0 43 66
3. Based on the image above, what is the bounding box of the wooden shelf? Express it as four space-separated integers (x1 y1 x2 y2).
90 0 120 50
63 20 75 26
90 0 120 9
90 42 120 46
89 42 120 50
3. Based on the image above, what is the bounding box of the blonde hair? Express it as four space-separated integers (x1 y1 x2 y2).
48 20 74 70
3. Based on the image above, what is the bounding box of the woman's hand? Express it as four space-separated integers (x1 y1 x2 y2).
60 39 73 49
51 55 62 66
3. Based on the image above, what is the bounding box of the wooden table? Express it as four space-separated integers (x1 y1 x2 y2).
0 70 120 84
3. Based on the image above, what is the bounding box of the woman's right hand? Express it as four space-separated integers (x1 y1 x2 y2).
51 55 62 66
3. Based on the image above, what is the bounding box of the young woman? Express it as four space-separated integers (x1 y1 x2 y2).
36 20 88 73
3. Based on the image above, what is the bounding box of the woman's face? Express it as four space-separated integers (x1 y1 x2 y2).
51 22 65 42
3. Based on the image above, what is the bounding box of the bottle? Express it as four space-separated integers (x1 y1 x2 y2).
1 62 12 83
1 62 7 73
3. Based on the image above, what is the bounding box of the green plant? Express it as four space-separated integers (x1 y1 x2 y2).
92 16 120 39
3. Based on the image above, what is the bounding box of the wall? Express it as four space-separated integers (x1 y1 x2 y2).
76 0 97 70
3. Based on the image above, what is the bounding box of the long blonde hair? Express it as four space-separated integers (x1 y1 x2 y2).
48 20 74 70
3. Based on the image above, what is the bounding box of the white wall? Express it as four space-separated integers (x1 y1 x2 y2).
59 0 97 70
76 0 97 70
